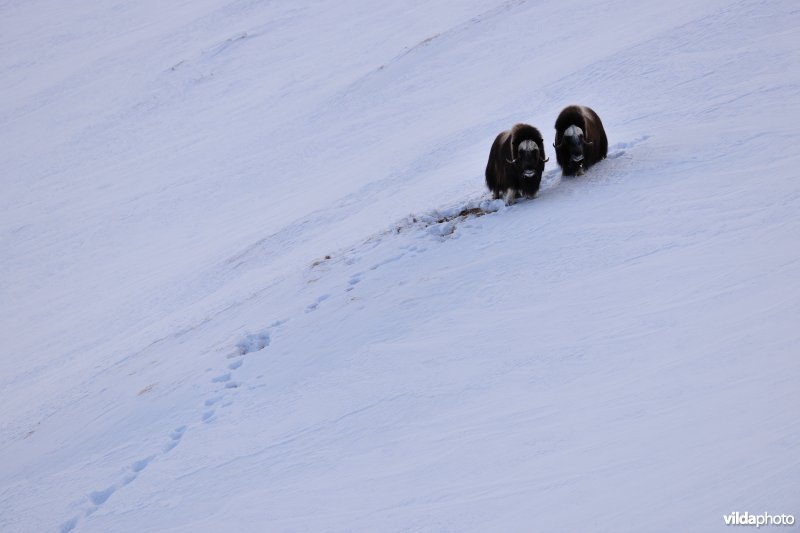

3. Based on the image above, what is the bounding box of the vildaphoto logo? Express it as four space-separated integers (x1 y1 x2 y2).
723 512 795 527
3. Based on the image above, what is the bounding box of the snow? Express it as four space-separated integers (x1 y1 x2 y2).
2 0 799 531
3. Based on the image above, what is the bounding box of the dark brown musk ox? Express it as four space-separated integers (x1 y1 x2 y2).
485 123 548 205
553 105 608 176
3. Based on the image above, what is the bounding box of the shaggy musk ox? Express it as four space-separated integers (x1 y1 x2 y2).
553 105 608 176
485 123 548 204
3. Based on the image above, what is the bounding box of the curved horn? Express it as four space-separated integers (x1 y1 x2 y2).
554 136 564 149
582 137 593 146
541 156 549 163
505 135 516 164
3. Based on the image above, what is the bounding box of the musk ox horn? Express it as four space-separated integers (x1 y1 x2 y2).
506 136 516 164
553 137 564 149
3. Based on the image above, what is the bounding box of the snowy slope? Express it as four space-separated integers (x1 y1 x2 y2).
1 0 799 531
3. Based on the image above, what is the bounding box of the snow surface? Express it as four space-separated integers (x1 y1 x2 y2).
2 0 799 531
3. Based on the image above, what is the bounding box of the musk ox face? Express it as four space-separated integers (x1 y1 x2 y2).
511 139 543 179
557 125 588 175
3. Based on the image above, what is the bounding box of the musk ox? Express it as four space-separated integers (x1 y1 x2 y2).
485 123 548 204
553 105 608 176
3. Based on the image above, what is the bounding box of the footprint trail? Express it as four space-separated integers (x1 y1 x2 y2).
61 324 278 532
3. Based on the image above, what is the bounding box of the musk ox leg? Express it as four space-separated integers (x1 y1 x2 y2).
503 189 517 205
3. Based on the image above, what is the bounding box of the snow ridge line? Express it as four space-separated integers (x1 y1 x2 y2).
353 0 528 82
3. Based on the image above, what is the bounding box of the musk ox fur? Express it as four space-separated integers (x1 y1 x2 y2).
553 105 608 176
485 123 548 204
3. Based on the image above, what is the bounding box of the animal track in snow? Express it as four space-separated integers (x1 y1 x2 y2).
286 195 507 309
88 486 115 506
62 320 283 530
369 253 406 271
304 195 508 300
610 134 650 151
131 456 153 473
64 448 164 530
305 293 330 312
236 331 270 354
163 425 186 452
391 197 505 239
310 196 506 274
211 373 231 383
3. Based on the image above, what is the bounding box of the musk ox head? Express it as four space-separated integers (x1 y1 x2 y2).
507 139 547 179
554 125 592 176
